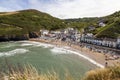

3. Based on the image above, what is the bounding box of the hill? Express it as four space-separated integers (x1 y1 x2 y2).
0 9 66 41
1 9 120 41
95 11 120 38
65 11 120 39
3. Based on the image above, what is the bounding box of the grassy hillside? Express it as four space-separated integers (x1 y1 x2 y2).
65 11 120 39
95 11 120 38
95 20 120 38
1 9 120 39
65 17 99 31
0 9 66 41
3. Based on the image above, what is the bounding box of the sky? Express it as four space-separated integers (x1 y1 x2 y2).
0 0 120 19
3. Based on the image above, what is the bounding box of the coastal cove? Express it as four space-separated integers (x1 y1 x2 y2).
0 41 96 79
0 1 120 79
30 38 120 67
29 40 104 68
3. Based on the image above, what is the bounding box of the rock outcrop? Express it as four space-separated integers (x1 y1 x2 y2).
29 32 40 38
0 34 29 42
0 31 41 42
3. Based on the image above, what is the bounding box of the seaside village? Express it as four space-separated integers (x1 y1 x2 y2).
40 27 120 50
37 26 120 67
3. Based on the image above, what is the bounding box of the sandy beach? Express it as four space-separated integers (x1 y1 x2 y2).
29 38 120 68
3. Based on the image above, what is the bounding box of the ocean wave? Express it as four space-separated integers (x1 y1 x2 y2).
20 41 104 68
50 47 72 54
51 47 104 68
67 50 104 68
0 44 15 48
21 43 34 46
20 41 54 48
0 48 29 57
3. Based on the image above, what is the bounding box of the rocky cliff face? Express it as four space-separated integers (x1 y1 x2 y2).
29 32 40 38
0 34 29 42
0 32 40 42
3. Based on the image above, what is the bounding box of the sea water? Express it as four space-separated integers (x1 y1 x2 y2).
0 41 96 79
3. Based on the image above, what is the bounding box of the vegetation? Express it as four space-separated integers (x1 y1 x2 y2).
0 63 120 80
0 9 66 38
0 9 120 39
0 64 74 80
95 21 120 38
65 11 120 39
65 17 99 31
83 65 120 80
0 24 24 35
0 64 59 80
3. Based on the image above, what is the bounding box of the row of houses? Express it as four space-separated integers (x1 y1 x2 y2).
80 34 120 49
40 28 120 49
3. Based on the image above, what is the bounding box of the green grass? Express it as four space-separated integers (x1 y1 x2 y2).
66 11 120 39
0 9 66 37
82 65 120 80
95 21 120 38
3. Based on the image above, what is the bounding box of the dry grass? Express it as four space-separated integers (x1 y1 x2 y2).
82 64 120 80
0 12 19 16
1 64 59 80
0 64 120 80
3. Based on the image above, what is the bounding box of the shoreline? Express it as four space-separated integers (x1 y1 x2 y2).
29 38 120 68
29 38 106 68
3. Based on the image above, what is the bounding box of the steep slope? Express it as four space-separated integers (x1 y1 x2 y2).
0 9 66 41
65 11 120 39
65 17 99 31
95 11 120 38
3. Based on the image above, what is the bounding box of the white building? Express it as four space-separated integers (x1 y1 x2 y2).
86 33 93 37
117 36 120 44
40 30 49 35
99 22 106 27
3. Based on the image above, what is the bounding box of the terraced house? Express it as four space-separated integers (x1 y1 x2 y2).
80 34 120 49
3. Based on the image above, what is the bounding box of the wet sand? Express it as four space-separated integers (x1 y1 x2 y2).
29 38 120 68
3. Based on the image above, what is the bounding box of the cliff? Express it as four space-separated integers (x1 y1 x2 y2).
0 9 66 41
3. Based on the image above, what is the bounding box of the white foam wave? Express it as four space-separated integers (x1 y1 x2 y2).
67 50 104 68
51 47 72 54
50 46 104 68
21 43 34 46
0 48 29 57
21 41 104 68
51 47 104 68
20 41 54 48
1 44 15 48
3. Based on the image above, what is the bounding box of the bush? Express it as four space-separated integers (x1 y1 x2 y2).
82 65 120 80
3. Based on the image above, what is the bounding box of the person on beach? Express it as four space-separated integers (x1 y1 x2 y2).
105 61 108 67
